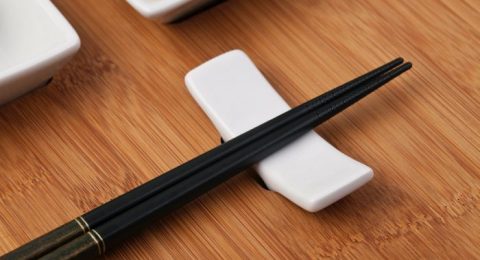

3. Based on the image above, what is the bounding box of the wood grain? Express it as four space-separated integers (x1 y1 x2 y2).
1 0 479 258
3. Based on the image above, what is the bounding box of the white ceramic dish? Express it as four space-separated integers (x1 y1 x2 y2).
126 0 219 23
0 0 80 105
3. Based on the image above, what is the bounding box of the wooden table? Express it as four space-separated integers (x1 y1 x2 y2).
1 0 479 258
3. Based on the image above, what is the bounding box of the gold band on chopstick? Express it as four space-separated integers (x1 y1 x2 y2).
75 217 106 256
74 216 90 233
90 229 106 255
87 232 102 255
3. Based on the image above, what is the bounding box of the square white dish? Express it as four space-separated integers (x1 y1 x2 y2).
0 0 80 105
126 0 220 23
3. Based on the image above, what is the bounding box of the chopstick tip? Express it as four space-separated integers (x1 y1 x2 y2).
402 62 413 70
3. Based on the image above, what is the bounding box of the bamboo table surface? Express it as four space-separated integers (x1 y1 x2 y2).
1 0 479 258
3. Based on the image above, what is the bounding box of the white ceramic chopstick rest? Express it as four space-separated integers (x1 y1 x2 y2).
185 50 373 212
126 0 221 23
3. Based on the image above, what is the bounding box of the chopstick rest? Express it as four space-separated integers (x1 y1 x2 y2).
186 50 373 212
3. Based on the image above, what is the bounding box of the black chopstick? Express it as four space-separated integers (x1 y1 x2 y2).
39 62 412 259
1 58 404 260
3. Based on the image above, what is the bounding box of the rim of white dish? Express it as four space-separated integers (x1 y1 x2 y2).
125 0 192 18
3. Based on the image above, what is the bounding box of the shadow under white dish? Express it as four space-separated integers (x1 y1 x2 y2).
0 0 80 105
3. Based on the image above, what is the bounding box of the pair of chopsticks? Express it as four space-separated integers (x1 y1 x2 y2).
2 58 411 260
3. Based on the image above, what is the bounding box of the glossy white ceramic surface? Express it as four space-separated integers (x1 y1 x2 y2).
0 0 80 105
186 50 374 212
126 0 216 22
